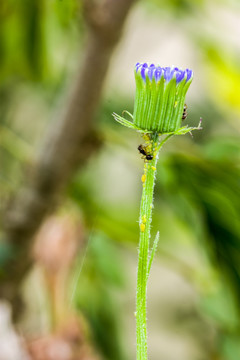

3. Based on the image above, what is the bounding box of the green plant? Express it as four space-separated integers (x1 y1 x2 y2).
113 63 200 360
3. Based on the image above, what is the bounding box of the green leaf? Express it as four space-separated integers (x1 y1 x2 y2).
147 231 160 278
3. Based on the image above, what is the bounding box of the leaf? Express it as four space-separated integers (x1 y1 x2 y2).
147 231 160 278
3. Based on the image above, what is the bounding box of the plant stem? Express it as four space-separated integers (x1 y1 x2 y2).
136 134 175 360
136 149 159 360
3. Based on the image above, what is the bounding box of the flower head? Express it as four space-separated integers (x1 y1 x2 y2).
133 63 193 133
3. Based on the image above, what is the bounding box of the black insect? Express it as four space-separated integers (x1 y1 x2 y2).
138 144 153 161
182 104 188 120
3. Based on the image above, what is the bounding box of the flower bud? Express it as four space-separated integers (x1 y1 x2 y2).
133 63 193 133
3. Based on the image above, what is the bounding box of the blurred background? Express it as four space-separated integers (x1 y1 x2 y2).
0 0 240 359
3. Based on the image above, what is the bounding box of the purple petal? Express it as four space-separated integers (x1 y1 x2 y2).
186 69 193 81
148 67 155 80
135 62 141 72
141 66 147 81
164 67 173 82
176 70 185 83
154 67 162 82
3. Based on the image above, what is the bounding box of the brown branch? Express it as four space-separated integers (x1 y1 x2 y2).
0 0 137 312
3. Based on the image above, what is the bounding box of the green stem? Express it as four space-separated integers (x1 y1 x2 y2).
136 134 175 360
136 151 158 360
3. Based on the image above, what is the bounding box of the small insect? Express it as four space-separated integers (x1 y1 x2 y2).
138 144 153 161
182 103 188 120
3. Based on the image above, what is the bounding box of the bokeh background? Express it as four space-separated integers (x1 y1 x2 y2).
0 0 240 359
